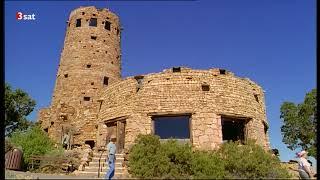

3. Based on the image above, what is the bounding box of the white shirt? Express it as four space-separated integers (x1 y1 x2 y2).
298 157 311 172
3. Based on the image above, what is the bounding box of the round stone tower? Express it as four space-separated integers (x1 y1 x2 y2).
40 6 122 145
52 6 121 107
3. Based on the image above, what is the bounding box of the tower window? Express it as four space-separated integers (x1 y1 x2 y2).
76 19 81 27
92 14 96 16
172 67 181 72
254 94 259 103
64 74 68 78
202 84 210 91
84 97 91 101
87 64 91 68
89 18 97 27
105 21 111 30
91 36 97 40
117 28 120 35
82 12 85 15
219 69 226 75
103 77 109 85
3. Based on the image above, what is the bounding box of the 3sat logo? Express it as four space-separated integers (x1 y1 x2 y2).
16 12 36 20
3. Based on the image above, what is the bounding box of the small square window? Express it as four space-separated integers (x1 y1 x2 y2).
91 36 97 40
64 74 68 78
87 64 91 68
84 97 91 101
173 67 181 72
219 69 226 75
76 19 81 27
202 84 210 91
89 18 97 27
82 12 85 15
103 77 109 85
105 21 111 30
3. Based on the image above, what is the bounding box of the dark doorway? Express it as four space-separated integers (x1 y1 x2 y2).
85 140 95 149
221 117 246 143
153 115 190 139
105 120 126 153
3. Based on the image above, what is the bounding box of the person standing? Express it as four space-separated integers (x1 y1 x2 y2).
297 150 314 179
105 135 117 180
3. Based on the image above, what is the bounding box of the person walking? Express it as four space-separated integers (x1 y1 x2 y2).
105 135 117 180
297 150 314 179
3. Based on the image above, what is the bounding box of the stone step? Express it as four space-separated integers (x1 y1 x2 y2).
93 153 124 158
75 171 125 178
89 161 123 167
85 165 125 172
92 157 124 162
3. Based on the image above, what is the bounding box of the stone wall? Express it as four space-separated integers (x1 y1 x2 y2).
98 67 270 151
38 6 270 151
38 6 121 145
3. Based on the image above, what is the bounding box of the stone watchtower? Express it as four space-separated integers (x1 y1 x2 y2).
38 6 122 147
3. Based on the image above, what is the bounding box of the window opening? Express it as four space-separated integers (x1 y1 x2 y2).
85 140 95 149
76 19 81 27
84 97 91 101
221 117 246 143
202 84 210 91
105 21 111 30
254 94 259 103
172 67 181 72
91 36 97 40
89 18 97 27
153 116 190 140
219 69 226 75
103 77 109 85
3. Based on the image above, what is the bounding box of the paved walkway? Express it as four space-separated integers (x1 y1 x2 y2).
5 170 111 179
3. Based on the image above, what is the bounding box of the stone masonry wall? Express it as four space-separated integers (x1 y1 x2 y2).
38 6 270 152
38 6 122 145
98 67 270 151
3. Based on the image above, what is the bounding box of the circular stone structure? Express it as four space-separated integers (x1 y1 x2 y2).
98 67 270 151
38 6 270 153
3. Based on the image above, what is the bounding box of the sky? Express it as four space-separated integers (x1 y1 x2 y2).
4 0 316 165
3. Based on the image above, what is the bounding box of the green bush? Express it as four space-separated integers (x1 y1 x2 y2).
191 150 226 179
128 134 226 179
218 140 291 179
128 134 291 179
9 125 56 170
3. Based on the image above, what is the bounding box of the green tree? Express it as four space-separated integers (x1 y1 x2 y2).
5 83 36 135
280 88 317 157
9 125 56 169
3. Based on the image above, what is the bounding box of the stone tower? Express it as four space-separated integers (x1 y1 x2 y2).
38 6 122 146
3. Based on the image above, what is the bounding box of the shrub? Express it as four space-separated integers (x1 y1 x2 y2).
9 125 56 170
191 150 226 179
128 134 226 179
128 134 292 179
218 140 292 179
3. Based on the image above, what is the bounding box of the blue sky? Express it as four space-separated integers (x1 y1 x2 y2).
5 0 316 165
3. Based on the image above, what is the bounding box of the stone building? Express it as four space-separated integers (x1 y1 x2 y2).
38 6 270 153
